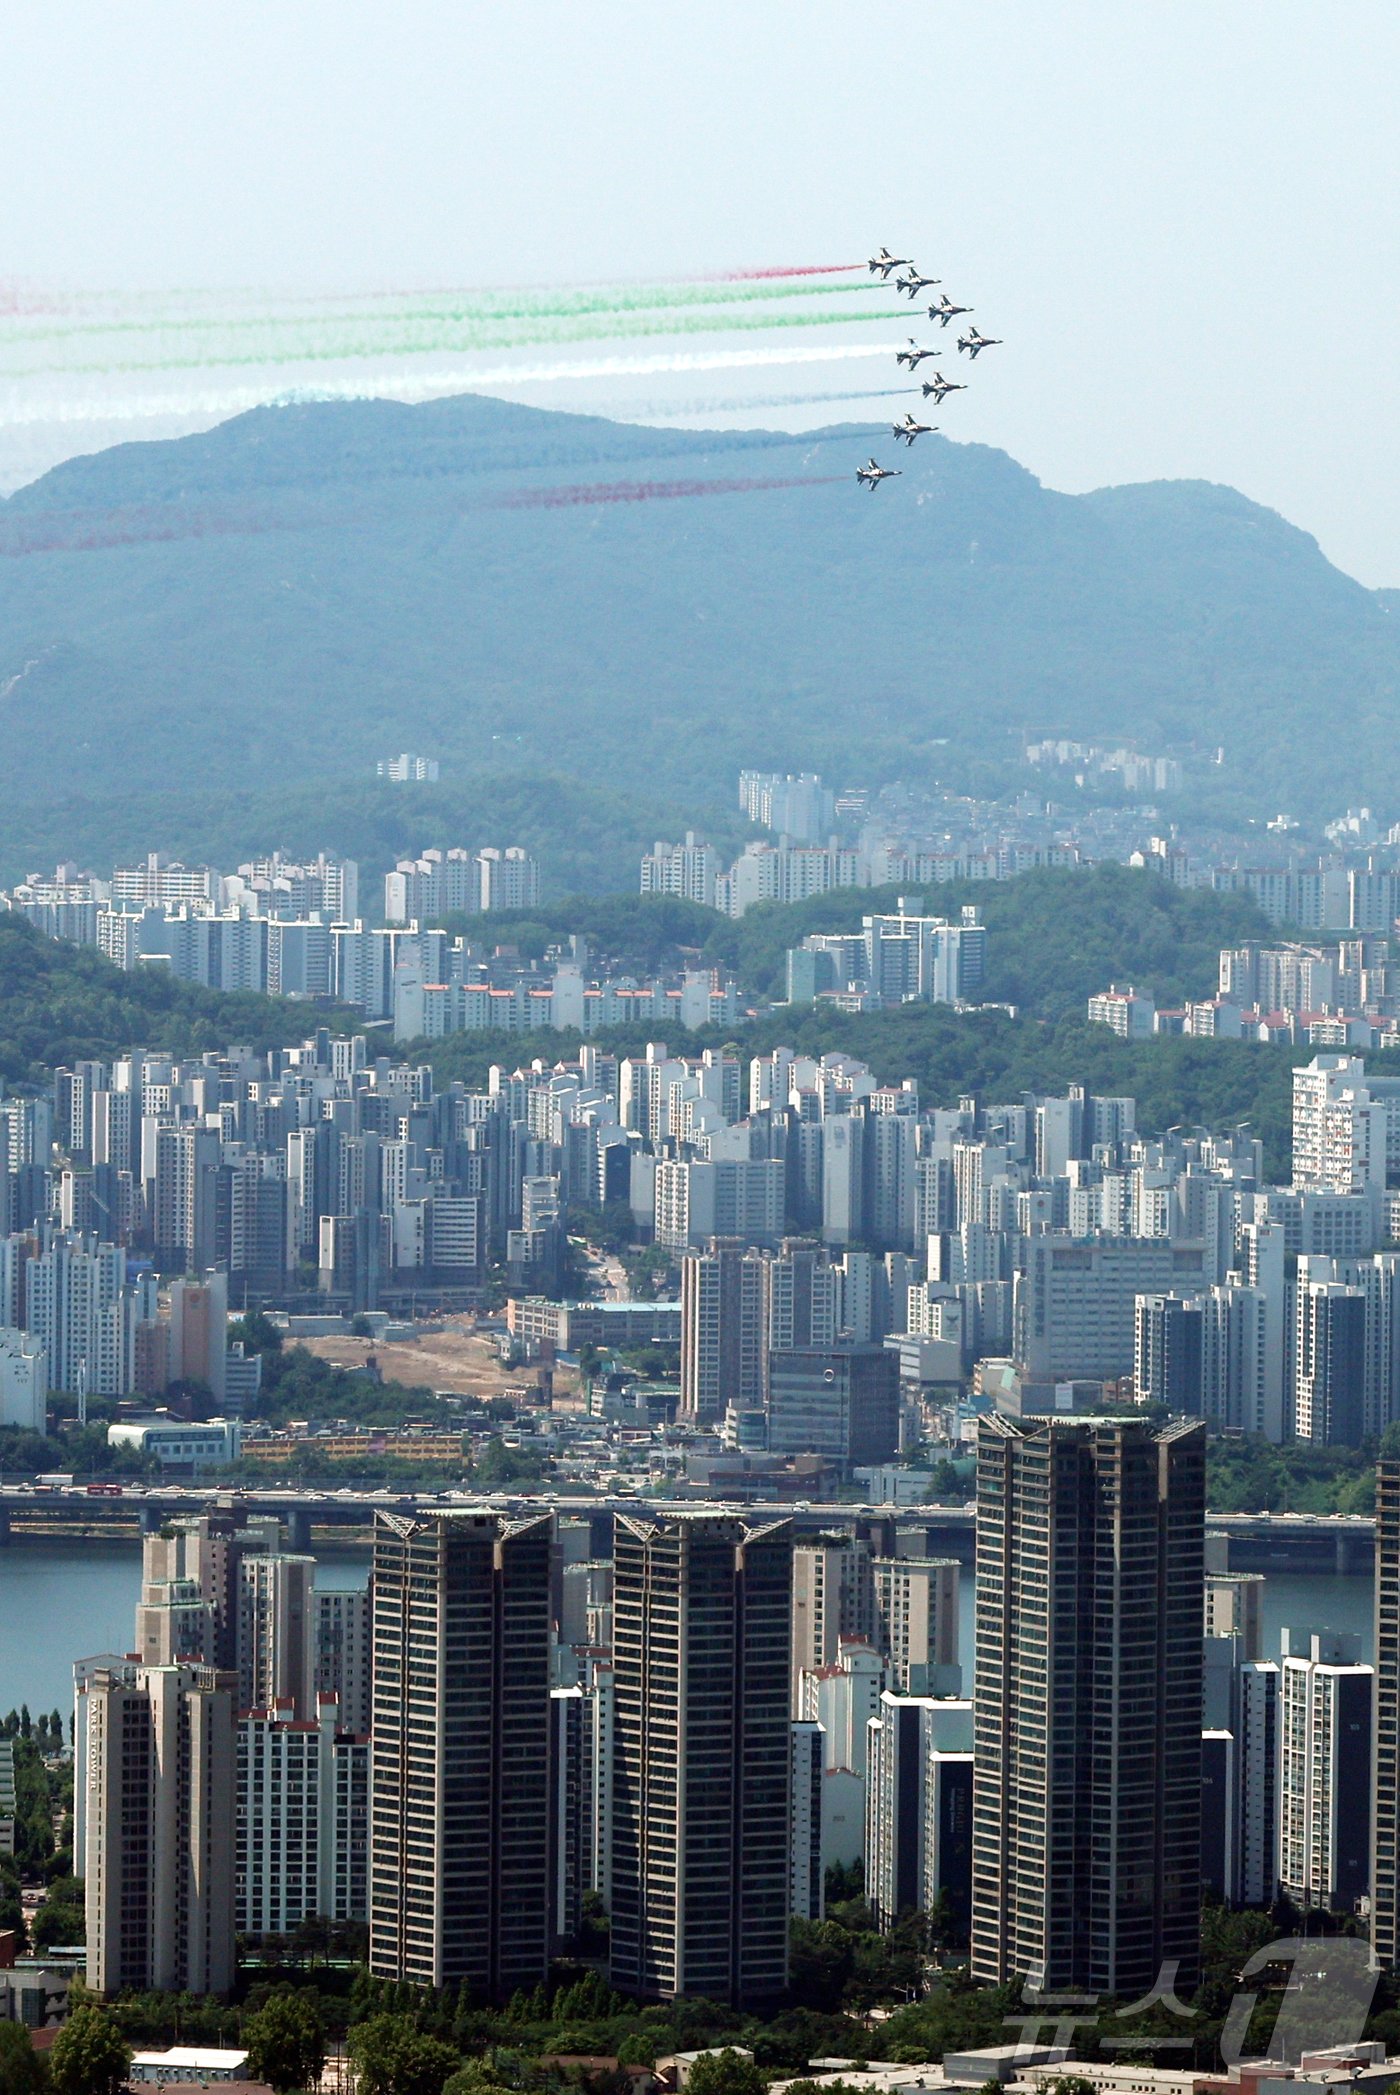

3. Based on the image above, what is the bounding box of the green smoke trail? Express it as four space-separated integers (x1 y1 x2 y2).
2 294 897 382
3 274 885 357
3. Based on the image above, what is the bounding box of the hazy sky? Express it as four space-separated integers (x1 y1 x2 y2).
5 1 1400 585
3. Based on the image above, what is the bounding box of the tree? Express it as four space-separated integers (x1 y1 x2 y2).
788 1917 856 2008
31 1890 85 1950
442 2068 515 2095
245 1990 328 2095
228 1311 285 1358
0 2023 46 2095
49 2004 132 2095
684 2052 765 2095
347 2017 460 2095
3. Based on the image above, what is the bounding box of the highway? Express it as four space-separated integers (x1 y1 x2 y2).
0 1483 1377 1570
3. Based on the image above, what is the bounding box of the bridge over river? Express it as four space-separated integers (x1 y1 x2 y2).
0 1485 1375 1572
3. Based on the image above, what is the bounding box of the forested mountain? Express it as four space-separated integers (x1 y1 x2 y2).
1 393 1394 888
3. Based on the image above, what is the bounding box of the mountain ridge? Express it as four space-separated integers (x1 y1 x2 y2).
0 391 1394 889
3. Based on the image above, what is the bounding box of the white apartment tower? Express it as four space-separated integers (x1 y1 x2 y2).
1278 1628 1372 1912
238 1553 318 1718
237 1696 369 1937
84 1662 237 1996
640 834 717 909
1292 1055 1386 1198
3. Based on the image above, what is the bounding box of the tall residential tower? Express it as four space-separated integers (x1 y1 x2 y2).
971 1414 1205 1996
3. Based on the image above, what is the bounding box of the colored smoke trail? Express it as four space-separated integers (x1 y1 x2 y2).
0 258 915 489
0 502 298 559
495 474 843 510
636 386 919 416
2 274 888 372
717 263 865 280
0 341 909 431
3 299 893 384
0 468 843 556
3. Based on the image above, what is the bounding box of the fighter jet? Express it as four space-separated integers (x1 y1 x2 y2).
896 269 940 300
929 293 972 327
893 414 938 446
957 327 1002 359
921 373 967 404
868 247 910 278
895 339 939 370
856 458 901 490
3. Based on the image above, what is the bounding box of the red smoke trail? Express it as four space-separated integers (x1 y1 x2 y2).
0 472 842 556
716 263 865 280
0 282 69 316
494 474 843 509
0 503 297 558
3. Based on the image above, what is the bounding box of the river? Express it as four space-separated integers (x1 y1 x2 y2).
0 1537 1376 1722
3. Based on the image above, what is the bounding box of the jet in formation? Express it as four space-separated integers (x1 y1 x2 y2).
893 414 938 446
856 458 902 490
895 339 940 370
957 327 1002 359
896 269 940 300
867 247 909 278
921 374 967 404
929 293 972 327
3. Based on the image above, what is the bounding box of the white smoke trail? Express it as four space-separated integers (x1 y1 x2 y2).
0 340 906 431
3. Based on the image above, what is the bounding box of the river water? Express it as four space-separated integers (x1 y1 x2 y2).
0 1539 1376 1722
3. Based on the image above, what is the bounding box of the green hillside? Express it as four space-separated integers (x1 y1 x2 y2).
478 863 1273 1018
1 393 1395 890
0 914 344 1084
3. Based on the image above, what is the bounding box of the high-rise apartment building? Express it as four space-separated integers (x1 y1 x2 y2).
238 1554 318 1718
1202 1633 1279 1905
24 1234 148 1398
477 847 541 914
153 1125 222 1271
798 1637 886 1780
84 1662 237 1996
790 1720 825 1921
655 1159 785 1252
1292 1054 1387 1198
314 1587 373 1736
1278 1628 1372 1912
1134 1293 1204 1411
866 1694 973 1935
369 1511 553 1994
640 834 717 908
167 1271 228 1407
1375 1461 1400 1967
972 1414 1205 1996
1015 1234 1209 1385
610 1513 792 2007
134 1573 214 1667
791 1537 875 1693
237 1696 369 1938
679 1238 768 1425
1293 1262 1368 1446
142 1511 275 1671
872 1557 960 1695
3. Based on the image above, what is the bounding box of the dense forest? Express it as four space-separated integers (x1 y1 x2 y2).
0 913 347 1085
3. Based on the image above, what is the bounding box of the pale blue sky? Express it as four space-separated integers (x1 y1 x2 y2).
4 1 1399 584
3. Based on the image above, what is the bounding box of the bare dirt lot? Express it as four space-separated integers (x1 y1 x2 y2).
298 1318 571 1400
